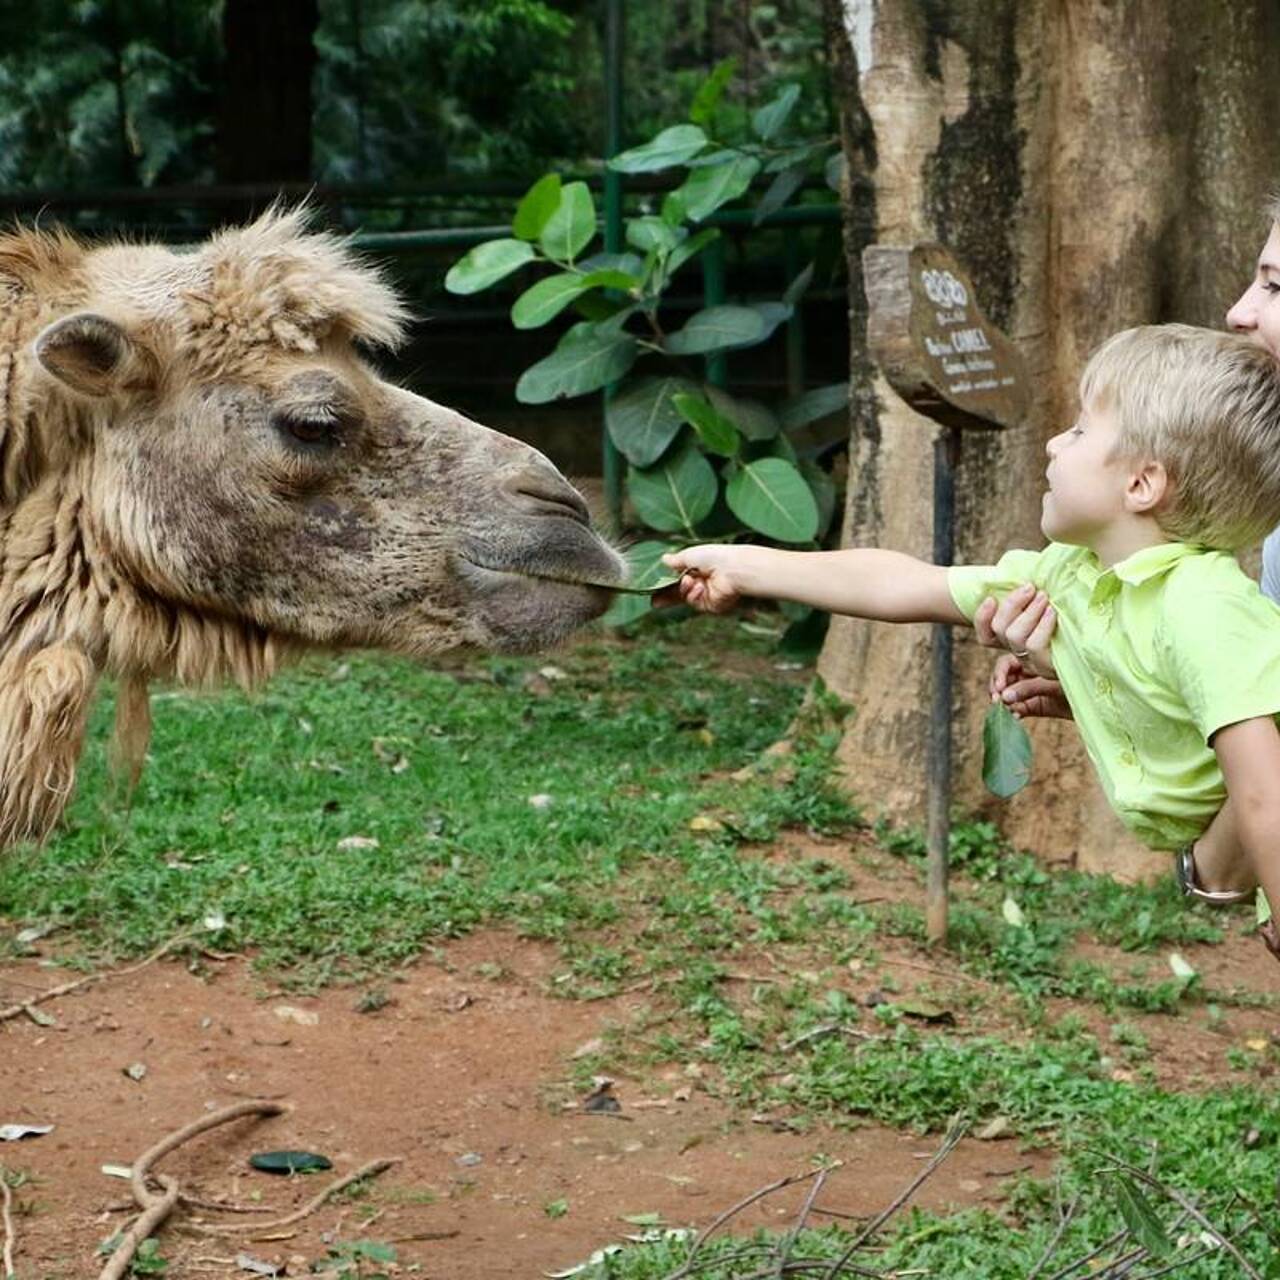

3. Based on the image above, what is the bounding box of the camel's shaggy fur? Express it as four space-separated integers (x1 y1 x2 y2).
0 208 624 849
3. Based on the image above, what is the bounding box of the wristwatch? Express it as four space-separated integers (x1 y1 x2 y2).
1175 844 1255 904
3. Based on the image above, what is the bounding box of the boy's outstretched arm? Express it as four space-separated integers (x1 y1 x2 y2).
659 545 966 624
1209 716 1280 960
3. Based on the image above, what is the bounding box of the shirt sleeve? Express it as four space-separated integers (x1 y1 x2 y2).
947 548 1048 623
1160 584 1280 744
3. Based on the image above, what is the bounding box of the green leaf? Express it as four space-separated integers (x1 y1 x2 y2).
1259 891 1273 925
674 154 761 221
513 174 562 241
444 238 536 295
512 273 589 329
545 1197 569 1219
666 228 720 277
1112 1174 1172 1258
539 182 596 263
516 324 637 404
752 84 801 142
610 124 709 174
706 387 780 440
665 305 766 356
753 163 808 225
628 444 718 534
605 375 697 467
825 150 847 192
1168 952 1197 982
604 537 680 627
250 1150 333 1174
783 262 816 308
780 382 850 431
732 300 792 351
725 458 819 543
672 391 740 457
982 702 1033 798
799 458 837 537
579 251 646 278
627 216 684 255
690 57 737 127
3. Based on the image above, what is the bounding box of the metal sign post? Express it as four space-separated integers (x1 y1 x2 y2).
862 243 1029 944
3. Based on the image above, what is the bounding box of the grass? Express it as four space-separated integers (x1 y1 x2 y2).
3 614 1279 1276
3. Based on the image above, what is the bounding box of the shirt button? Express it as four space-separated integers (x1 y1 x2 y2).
1095 676 1111 694
1120 751 1136 766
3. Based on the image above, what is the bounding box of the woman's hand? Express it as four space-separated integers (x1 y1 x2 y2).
976 582 1072 720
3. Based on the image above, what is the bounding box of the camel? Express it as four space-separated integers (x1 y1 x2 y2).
0 207 627 850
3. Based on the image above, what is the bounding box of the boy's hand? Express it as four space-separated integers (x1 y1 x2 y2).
1261 918 1280 961
654 546 746 614
976 583 1069 718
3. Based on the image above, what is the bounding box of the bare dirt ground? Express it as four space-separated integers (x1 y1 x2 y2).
2 908 1277 1280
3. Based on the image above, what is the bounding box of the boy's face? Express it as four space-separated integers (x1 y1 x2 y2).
1041 397 1135 548
1226 223 1280 358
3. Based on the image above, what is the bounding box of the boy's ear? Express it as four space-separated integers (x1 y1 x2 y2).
1125 459 1169 514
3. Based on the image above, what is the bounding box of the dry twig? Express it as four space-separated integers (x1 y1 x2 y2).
98 1175 181 1280
1 1168 15 1280
0 933 193 1024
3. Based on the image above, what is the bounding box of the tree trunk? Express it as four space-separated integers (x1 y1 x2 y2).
216 0 318 185
823 0 1280 879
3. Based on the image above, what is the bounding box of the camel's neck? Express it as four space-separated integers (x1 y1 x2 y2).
0 470 286 689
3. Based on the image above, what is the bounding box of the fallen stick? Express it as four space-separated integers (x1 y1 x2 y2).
1 1168 15 1280
98 1175 180 1280
190 1157 403 1235
0 933 193 1024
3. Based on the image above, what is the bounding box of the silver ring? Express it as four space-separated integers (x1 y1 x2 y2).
1011 648 1031 659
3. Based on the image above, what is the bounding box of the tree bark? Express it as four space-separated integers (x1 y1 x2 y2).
216 0 318 185
823 0 1280 878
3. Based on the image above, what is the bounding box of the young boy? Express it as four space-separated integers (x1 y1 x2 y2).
659 325 1280 960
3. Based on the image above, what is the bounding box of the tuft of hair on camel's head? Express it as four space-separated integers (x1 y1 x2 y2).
0 205 626 850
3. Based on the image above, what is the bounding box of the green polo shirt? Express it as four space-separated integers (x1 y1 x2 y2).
949 541 1280 850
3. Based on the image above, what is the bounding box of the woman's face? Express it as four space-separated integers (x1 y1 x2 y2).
1226 223 1280 358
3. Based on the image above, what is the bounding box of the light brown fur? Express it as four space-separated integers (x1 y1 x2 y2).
0 208 624 848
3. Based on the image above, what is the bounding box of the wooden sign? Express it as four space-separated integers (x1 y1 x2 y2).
862 243 1029 431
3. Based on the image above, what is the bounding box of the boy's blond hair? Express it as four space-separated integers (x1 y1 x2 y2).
1080 324 1280 551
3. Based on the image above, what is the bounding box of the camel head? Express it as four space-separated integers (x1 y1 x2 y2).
0 207 627 846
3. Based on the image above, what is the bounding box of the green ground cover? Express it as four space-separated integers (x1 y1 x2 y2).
2 616 1277 1277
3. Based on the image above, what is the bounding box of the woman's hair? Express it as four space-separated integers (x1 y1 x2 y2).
1080 324 1280 550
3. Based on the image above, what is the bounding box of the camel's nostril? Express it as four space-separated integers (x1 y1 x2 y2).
501 466 591 525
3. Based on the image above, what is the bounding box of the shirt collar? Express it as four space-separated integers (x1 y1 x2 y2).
1110 541 1204 585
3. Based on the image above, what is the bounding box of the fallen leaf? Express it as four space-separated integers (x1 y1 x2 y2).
688 815 723 833
1002 896 1027 929
237 1253 283 1277
0 1124 53 1141
337 835 379 851
975 1116 1011 1141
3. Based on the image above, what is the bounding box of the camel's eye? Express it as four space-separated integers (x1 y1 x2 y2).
275 412 341 449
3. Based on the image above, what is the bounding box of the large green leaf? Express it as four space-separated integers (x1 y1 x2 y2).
798 458 838 538
982 702 1033 798
609 124 708 174
515 324 637 404
628 444 718 534
753 162 808 225
725 458 818 543
706 387 779 441
674 154 761 221
511 272 588 329
665 305 766 356
444 238 536 295
752 84 801 142
512 174 562 241
719 301 792 353
511 270 637 330
539 181 596 263
627 216 684 255
666 228 720 277
689 57 737 127
779 382 850 431
1111 1175 1172 1258
672 391 739 457
601 539 683 628
605 375 696 467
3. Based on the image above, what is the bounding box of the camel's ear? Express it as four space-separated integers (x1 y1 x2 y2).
35 312 141 399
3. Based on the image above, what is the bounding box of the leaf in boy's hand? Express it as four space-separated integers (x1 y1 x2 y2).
982 701 1032 797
